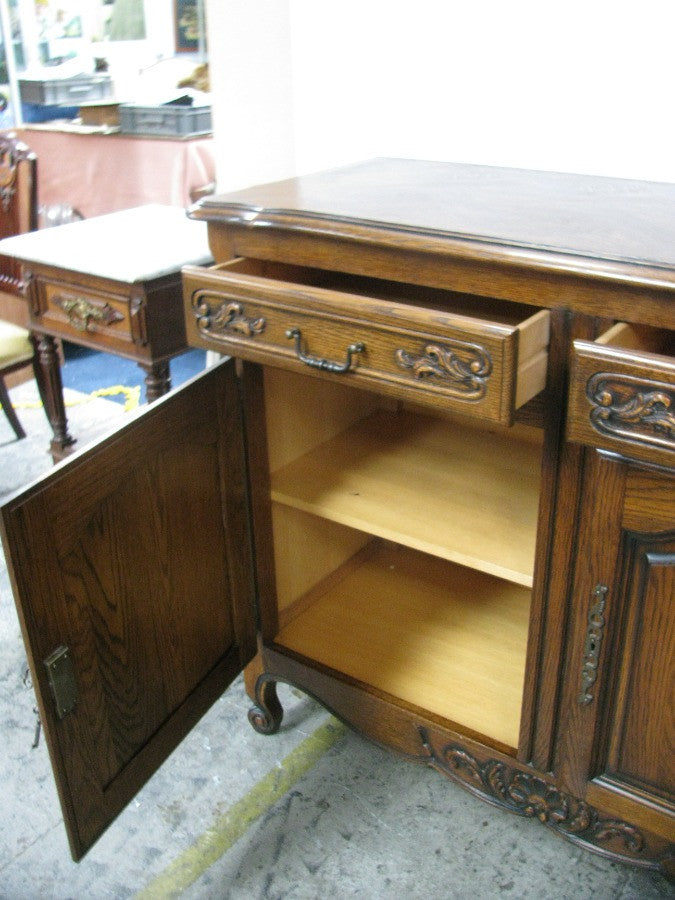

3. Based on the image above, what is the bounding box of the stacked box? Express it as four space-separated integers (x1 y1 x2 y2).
119 103 212 138
19 75 113 105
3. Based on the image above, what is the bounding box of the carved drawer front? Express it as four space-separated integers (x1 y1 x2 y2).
31 277 135 351
182 259 550 424
568 323 675 467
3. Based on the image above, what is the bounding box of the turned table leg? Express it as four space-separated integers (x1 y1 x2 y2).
34 334 76 459
139 360 171 402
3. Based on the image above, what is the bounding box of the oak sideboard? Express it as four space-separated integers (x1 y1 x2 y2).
2 159 673 871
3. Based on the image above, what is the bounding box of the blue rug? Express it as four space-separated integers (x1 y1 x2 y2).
60 342 207 406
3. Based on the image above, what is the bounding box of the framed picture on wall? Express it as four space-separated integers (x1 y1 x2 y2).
175 0 201 52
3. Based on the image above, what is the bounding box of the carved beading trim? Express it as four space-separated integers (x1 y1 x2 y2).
0 181 16 213
129 292 148 346
191 290 266 340
55 295 124 332
418 728 646 857
0 153 18 212
578 584 608 705
586 372 675 453
395 340 492 400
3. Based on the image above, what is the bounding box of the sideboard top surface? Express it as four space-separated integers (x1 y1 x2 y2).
195 158 675 278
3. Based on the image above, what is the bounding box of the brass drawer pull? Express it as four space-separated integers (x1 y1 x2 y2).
55 295 124 332
286 327 364 374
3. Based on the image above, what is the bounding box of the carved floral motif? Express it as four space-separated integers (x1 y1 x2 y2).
395 340 492 400
191 290 266 339
586 372 675 452
418 728 645 855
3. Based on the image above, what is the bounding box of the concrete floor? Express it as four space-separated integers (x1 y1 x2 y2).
0 381 672 899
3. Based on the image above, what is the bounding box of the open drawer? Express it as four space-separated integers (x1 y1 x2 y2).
568 322 675 467
182 258 550 425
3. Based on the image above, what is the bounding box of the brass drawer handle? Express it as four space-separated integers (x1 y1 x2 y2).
55 295 124 332
286 327 365 374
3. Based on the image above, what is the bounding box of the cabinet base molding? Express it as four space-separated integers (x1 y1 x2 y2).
418 729 674 873
250 654 673 874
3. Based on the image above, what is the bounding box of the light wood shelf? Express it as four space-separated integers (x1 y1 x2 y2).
276 542 530 750
271 409 542 587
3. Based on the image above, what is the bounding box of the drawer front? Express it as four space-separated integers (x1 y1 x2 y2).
31 278 139 352
183 263 549 425
568 333 675 467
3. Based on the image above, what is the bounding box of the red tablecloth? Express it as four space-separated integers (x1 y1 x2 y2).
17 127 215 218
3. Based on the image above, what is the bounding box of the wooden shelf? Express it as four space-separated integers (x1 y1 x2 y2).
271 409 542 587
276 542 530 750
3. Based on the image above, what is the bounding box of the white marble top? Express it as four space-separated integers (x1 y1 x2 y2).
0 205 212 283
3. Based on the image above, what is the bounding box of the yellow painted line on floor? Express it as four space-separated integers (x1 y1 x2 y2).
135 717 347 899
13 384 141 412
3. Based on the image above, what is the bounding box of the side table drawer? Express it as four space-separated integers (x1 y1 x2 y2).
30 277 136 351
183 259 550 425
568 323 675 467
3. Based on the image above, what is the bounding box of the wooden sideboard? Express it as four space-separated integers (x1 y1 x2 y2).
1 159 673 871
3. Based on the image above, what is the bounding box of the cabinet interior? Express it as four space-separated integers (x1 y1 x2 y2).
261 367 544 753
220 257 539 327
596 321 675 356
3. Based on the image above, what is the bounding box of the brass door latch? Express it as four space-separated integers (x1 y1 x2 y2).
44 645 77 719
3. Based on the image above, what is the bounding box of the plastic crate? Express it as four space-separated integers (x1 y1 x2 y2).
119 103 212 138
19 75 113 105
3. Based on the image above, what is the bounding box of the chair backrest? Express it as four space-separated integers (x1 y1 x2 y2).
0 133 38 297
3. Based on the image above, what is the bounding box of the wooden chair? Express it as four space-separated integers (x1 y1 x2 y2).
0 321 38 439
0 132 38 328
0 133 41 438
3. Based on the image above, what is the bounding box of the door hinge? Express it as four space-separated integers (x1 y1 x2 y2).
44 645 77 719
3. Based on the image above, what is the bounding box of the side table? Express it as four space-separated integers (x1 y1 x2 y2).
0 205 212 458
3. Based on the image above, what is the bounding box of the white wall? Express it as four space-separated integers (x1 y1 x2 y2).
204 0 295 191
206 0 675 189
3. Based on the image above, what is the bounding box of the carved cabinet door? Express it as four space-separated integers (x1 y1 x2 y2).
1 359 257 860
554 449 674 864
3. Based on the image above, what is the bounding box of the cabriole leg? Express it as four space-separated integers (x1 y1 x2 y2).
248 675 283 735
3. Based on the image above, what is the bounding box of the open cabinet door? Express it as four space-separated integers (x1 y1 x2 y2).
1 359 257 860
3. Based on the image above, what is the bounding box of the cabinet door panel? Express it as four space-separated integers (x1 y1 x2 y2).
1 360 256 860
606 537 674 800
556 455 675 842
